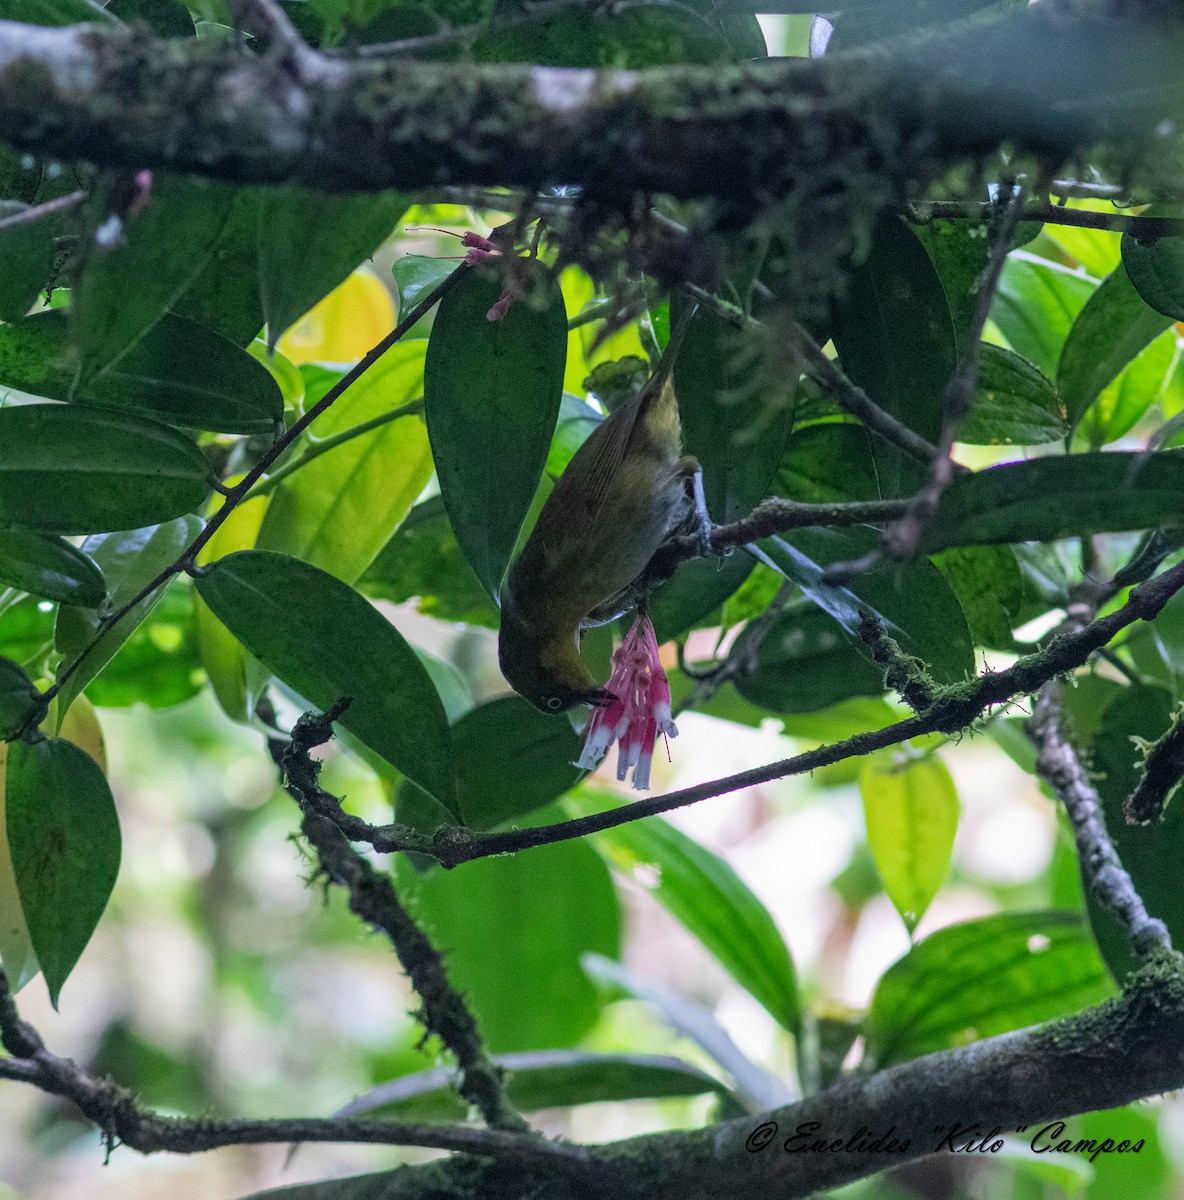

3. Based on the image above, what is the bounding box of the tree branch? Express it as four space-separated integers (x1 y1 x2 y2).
0 9 1180 198
0 967 567 1160
277 700 530 1134
281 558 1184 868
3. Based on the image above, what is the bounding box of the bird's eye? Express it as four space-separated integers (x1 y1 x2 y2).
545 696 563 711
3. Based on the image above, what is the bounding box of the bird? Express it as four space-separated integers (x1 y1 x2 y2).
498 307 710 713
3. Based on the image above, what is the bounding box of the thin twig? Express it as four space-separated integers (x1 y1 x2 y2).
1029 683 1171 959
834 181 1027 579
295 559 1184 868
919 200 1184 240
243 400 424 499
279 702 530 1134
672 580 795 717
41 266 468 708
0 967 569 1159
681 283 943 469
0 189 86 233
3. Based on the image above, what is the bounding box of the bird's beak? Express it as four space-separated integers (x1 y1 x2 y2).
584 687 616 709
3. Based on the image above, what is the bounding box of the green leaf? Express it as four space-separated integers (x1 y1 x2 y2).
194 483 271 724
0 310 283 434
860 751 959 932
3 0 115 24
195 550 456 813
959 344 1067 445
923 451 1184 550
1080 327 1177 448
104 0 195 34
74 175 234 380
0 657 42 740
0 596 55 676
830 215 957 493
760 527 975 685
54 516 203 720
392 254 455 319
932 544 1023 650
0 405 211 534
257 187 408 347
424 265 568 597
360 496 500 629
576 793 800 1034
0 201 53 322
992 253 1095 378
335 1049 732 1122
5 737 120 1007
1056 266 1173 428
733 601 886 713
0 530 105 607
0 742 37 992
777 423 882 503
0 143 41 204
825 0 1020 51
255 342 432 584
170 187 265 345
1122 227 1184 322
401 694 582 831
80 582 202 709
648 552 755 644
397 832 619 1052
673 302 794 521
865 911 1114 1066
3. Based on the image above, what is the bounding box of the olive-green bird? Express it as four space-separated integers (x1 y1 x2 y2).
498 309 709 713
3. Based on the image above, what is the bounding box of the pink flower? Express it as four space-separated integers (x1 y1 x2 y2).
576 613 678 791
486 286 515 322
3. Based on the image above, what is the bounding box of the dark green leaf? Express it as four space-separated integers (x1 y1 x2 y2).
992 253 1095 378
74 175 234 380
80 582 202 709
104 0 194 34
648 553 755 644
865 911 1114 1066
932 544 1023 650
777 423 882 502
3 0 116 23
673 302 795 522
337 1049 731 1122
0 310 283 433
414 694 583 830
0 657 41 739
830 215 957 494
0 201 53 322
1085 685 1182 982
734 601 885 713
6 737 120 1007
0 530 105 607
0 142 41 204
959 344 1066 445
0 596 55 674
255 342 431 584
54 517 203 719
576 793 800 1033
1056 266 1173 428
424 265 567 597
924 452 1184 550
0 405 211 534
170 187 264 345
1121 226 1184 322
761 526 975 684
360 496 500 629
397 832 619 1051
257 188 408 347
195 550 457 812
